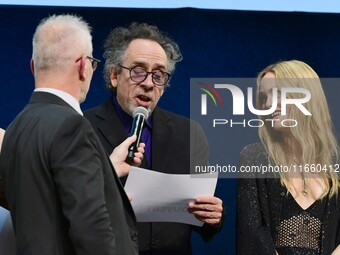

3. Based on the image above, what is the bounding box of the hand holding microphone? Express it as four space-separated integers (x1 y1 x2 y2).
110 106 148 176
110 135 145 177
126 106 149 164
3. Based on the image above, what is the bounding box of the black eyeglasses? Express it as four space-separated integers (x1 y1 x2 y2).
119 64 171 86
75 56 101 71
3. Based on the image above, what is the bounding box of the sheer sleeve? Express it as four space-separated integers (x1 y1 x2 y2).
236 144 276 255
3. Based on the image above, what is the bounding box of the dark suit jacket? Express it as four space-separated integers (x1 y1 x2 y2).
237 143 340 255
85 97 223 255
0 92 138 255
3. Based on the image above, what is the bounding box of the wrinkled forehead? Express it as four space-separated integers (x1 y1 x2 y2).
124 39 168 68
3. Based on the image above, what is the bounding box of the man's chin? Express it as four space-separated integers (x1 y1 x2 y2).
79 96 86 104
130 104 154 115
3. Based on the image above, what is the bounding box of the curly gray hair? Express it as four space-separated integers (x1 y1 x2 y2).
103 22 182 91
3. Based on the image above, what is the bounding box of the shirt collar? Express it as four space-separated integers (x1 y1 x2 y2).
34 88 83 115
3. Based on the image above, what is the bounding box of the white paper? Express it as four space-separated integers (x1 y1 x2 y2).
124 167 218 226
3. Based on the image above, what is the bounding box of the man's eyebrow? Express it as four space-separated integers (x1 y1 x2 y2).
130 61 167 70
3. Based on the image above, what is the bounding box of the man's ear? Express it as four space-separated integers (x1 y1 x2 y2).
30 59 35 76
79 56 86 81
110 66 118 88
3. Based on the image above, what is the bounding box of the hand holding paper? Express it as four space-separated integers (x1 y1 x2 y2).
124 167 218 226
188 195 223 225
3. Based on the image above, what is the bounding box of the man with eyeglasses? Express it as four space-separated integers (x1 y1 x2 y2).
0 15 144 255
85 22 225 255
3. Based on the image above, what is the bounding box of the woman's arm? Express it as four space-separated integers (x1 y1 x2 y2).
236 144 277 255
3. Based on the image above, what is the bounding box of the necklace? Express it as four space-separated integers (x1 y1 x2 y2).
301 175 308 197
292 157 308 196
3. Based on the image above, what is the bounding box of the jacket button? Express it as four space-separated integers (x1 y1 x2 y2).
131 233 138 241
151 238 158 247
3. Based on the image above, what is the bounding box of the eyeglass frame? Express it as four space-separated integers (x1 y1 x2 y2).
118 64 171 86
75 56 101 71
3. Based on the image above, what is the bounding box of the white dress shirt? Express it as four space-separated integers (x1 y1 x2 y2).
34 88 83 116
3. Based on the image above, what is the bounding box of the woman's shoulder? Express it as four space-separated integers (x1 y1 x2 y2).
239 142 269 167
240 143 266 156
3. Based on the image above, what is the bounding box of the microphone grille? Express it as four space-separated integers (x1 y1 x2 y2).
133 106 149 119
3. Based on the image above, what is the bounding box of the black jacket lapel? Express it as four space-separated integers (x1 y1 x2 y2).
152 107 173 172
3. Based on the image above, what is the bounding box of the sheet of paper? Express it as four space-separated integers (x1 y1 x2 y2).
124 167 218 226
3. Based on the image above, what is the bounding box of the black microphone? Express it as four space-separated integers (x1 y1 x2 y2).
126 106 149 163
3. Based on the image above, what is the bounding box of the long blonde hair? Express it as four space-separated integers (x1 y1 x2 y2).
257 60 339 197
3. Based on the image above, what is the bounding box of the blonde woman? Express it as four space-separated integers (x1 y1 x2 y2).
237 60 340 255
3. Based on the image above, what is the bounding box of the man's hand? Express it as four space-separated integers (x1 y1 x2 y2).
109 135 145 177
331 245 340 255
188 195 223 225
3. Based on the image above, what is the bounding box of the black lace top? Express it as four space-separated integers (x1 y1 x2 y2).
237 143 340 255
275 192 327 255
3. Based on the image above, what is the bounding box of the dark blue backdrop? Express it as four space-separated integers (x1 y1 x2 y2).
1 5 340 255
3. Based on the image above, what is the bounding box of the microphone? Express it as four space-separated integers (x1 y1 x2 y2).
126 106 149 163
